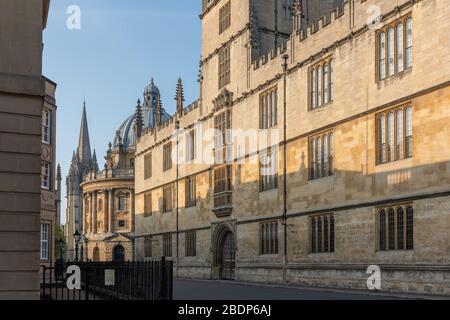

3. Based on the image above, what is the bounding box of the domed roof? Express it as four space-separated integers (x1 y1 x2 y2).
144 78 160 96
113 114 136 149
112 79 171 150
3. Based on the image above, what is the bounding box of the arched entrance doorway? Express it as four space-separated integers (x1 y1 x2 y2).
212 224 236 280
113 245 125 263
220 232 235 280
92 247 100 262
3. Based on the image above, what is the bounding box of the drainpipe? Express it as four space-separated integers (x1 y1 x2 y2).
282 54 289 282
175 120 180 278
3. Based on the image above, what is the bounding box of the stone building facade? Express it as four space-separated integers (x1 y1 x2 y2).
0 0 51 299
134 0 450 296
40 77 60 269
66 81 170 262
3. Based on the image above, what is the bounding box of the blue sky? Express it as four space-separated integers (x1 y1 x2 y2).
43 0 202 224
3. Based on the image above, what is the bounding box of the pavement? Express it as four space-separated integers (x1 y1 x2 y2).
173 278 424 300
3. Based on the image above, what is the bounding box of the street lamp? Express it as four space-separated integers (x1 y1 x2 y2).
57 238 65 261
73 230 81 262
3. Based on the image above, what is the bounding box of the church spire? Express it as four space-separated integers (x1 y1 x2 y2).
77 101 92 166
134 99 144 139
175 78 185 114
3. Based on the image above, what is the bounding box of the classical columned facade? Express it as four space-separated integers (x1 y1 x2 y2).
81 174 135 262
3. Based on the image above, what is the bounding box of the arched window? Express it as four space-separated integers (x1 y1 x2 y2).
329 216 335 252
311 218 317 253
396 23 404 73
329 133 334 175
311 69 317 109
405 107 413 157
317 217 323 253
329 60 334 100
406 206 414 250
317 137 322 178
388 208 395 250
379 210 386 251
397 207 405 250
324 216 329 252
405 18 412 68
317 67 322 107
388 112 395 162
387 28 395 76
379 32 386 79
379 115 387 163
397 109 404 160
323 64 329 104
311 139 316 179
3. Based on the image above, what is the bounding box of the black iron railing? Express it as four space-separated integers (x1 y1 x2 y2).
40 258 173 301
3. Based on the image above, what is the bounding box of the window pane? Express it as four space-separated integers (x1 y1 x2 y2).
405 18 412 68
387 28 395 76
396 23 404 73
397 110 404 159
397 207 404 250
406 107 413 157
317 67 322 106
323 64 329 104
379 210 386 251
406 206 414 250
379 32 386 79
329 60 334 100
388 209 395 250
311 218 316 253
388 112 395 162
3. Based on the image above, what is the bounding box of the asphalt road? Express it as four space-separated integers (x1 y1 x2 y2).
173 279 411 300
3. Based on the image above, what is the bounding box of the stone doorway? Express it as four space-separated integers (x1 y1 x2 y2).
212 223 236 280
113 245 125 263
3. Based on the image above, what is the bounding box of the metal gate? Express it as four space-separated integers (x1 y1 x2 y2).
221 232 235 280
40 258 173 300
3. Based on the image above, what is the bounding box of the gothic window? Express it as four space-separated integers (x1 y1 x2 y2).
214 110 232 164
41 162 51 190
185 231 197 257
311 215 335 254
40 223 50 260
377 15 412 81
376 105 412 165
309 131 334 180
379 32 386 80
309 57 334 110
387 28 395 77
260 147 279 192
219 45 231 88
42 109 51 144
144 153 152 179
144 236 152 258
163 234 173 257
144 192 152 217
260 221 278 255
219 1 231 34
163 143 173 172
162 184 173 213
185 129 196 162
260 88 278 129
214 165 232 209
405 18 413 69
396 23 404 73
378 205 414 251
185 176 196 208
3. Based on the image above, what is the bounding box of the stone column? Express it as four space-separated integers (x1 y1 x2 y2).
130 190 135 232
83 195 88 234
90 192 94 234
108 189 114 233
92 192 98 234
104 190 109 233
